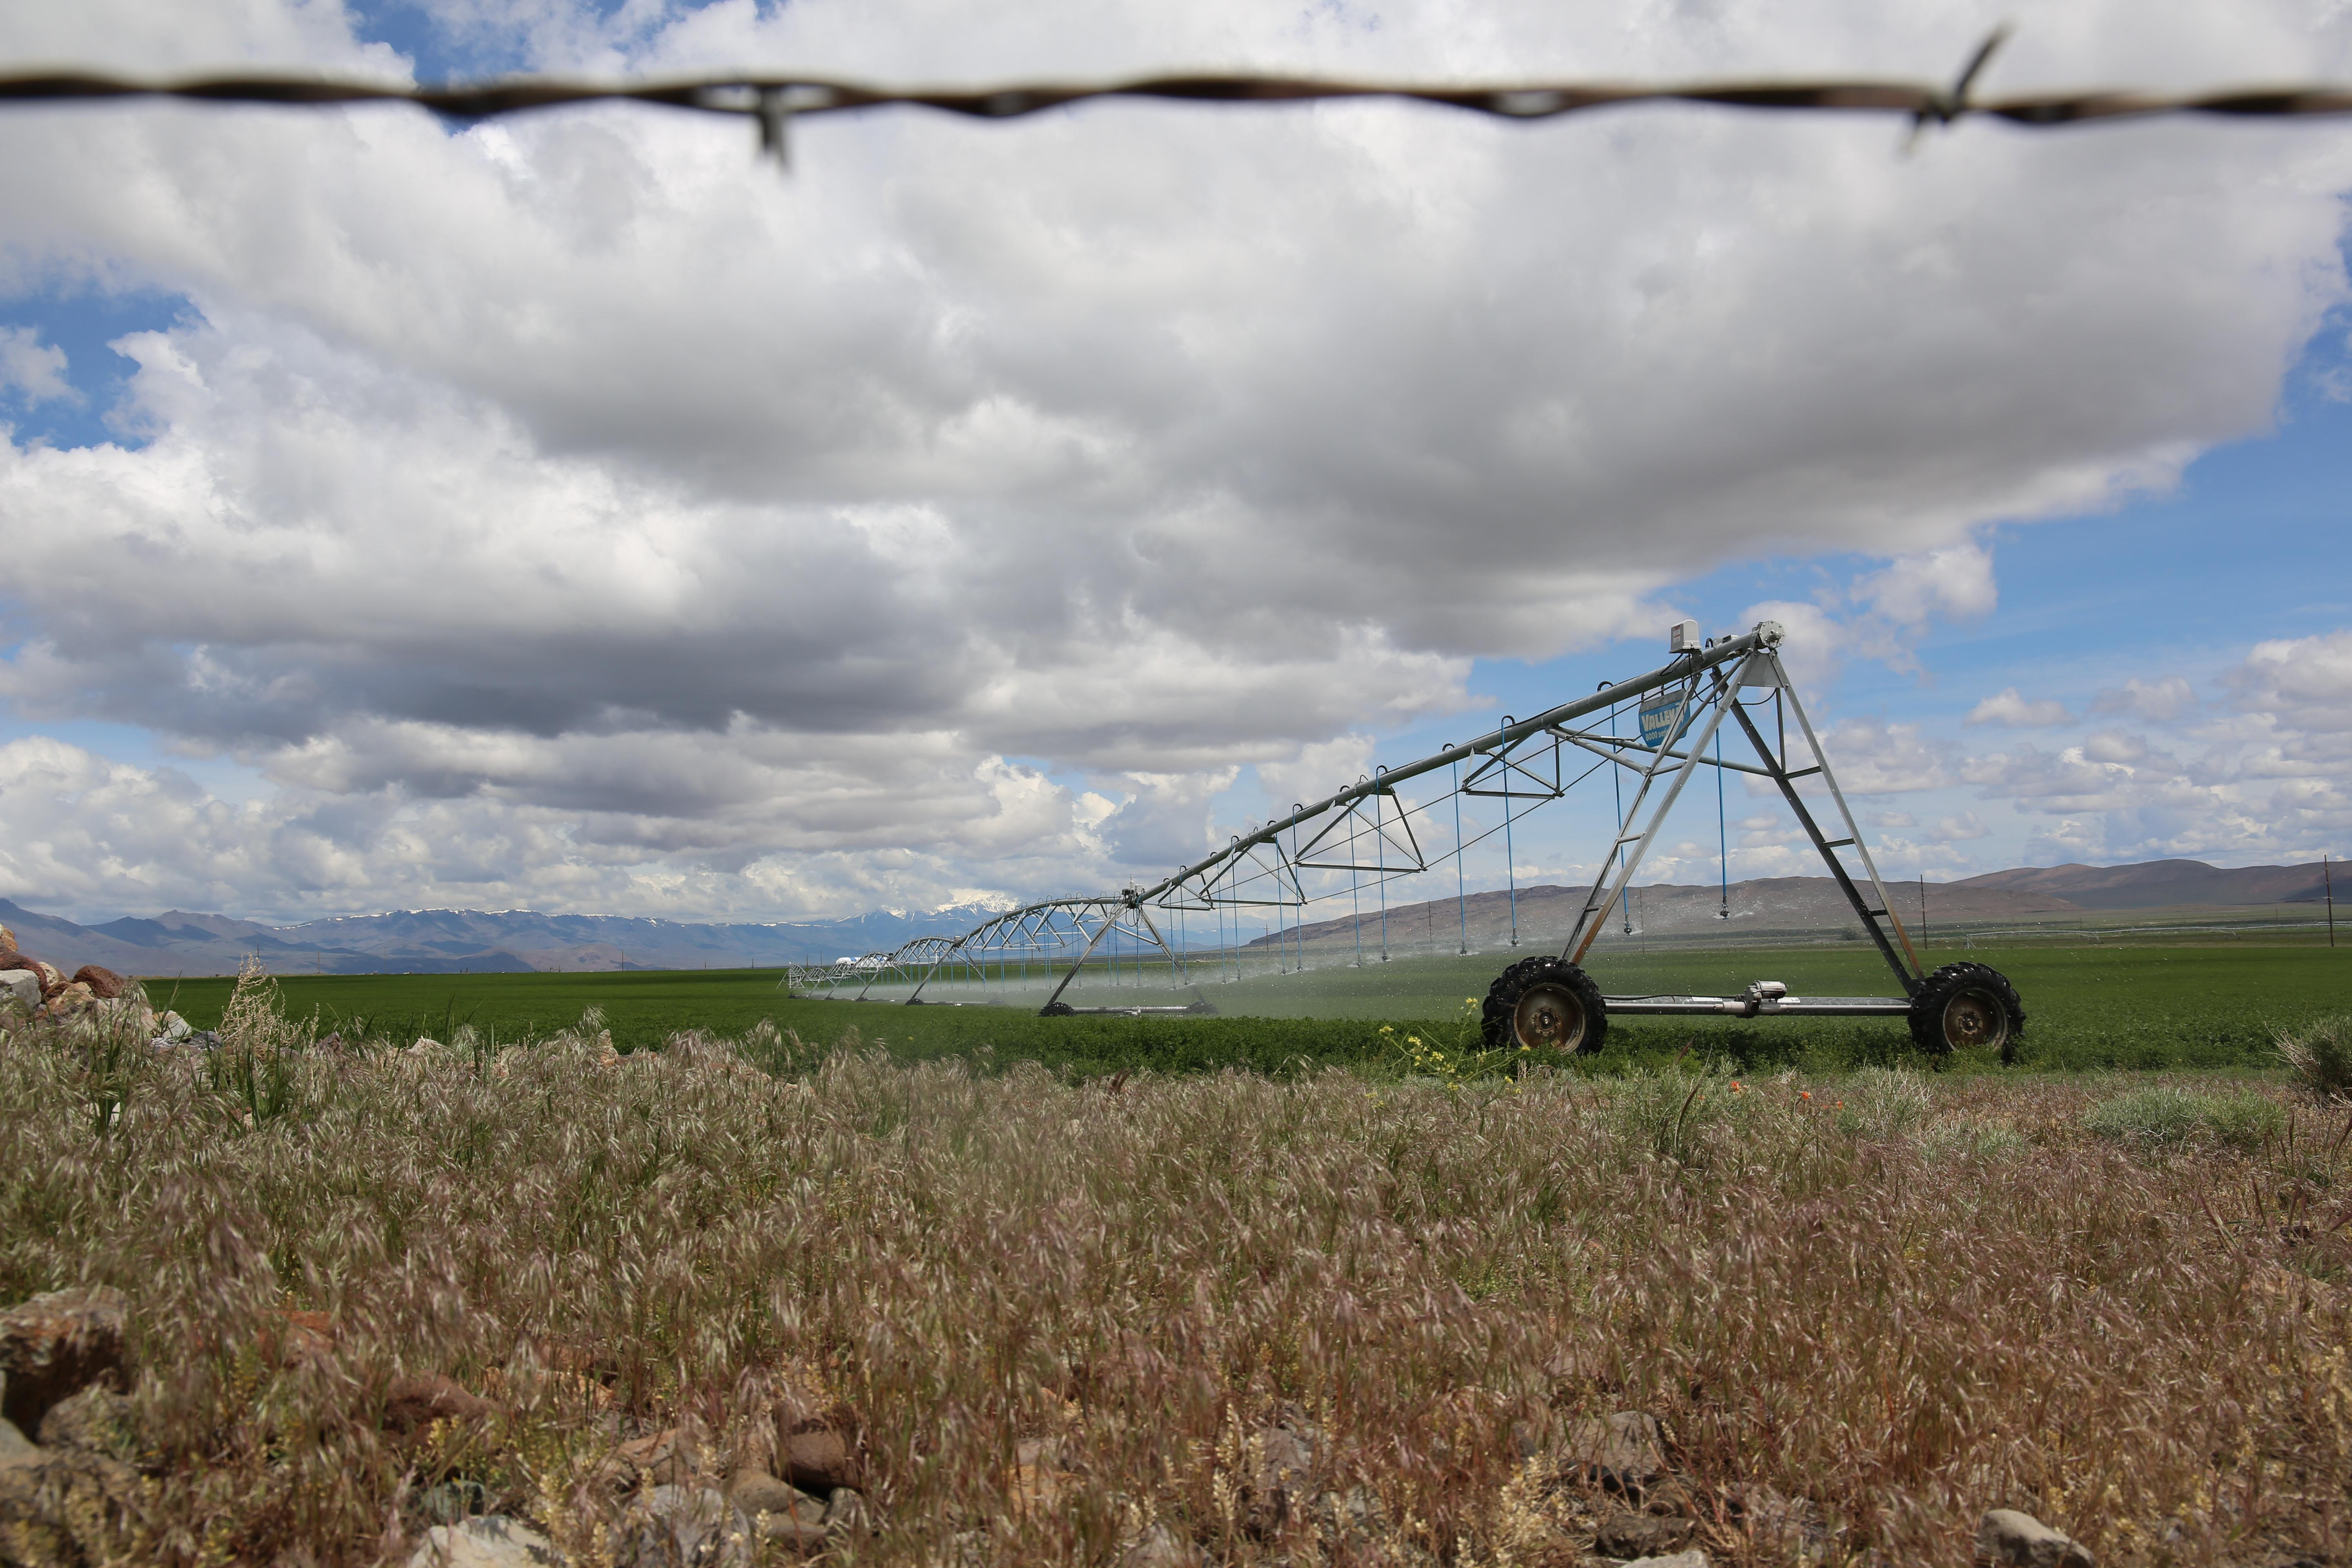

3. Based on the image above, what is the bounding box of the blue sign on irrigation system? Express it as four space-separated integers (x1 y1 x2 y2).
1638 693 1690 749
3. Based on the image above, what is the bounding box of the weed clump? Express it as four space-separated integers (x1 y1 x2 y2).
1833 1065 1935 1141
2084 1084 2286 1152
2277 1014 2352 1102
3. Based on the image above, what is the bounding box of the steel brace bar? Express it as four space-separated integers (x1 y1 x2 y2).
1719 658 1924 995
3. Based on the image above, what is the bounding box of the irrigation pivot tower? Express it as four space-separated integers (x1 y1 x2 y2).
790 620 2025 1061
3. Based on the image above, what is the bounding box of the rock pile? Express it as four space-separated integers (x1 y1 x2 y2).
382 1359 880 1566
1482 1403 2100 1568
0 922 161 1036
3 1281 884 1567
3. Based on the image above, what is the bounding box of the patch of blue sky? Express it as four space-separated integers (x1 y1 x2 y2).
348 0 735 82
0 286 192 452
1211 303 2352 884
0 712 274 806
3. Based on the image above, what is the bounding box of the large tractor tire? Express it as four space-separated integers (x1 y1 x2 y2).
1481 956 1608 1054
1907 962 2024 1063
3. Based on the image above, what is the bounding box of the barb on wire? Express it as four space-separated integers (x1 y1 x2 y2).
1906 24 2009 151
1 34 2349 167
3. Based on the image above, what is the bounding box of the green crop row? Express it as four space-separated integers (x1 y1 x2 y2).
139 941 2349 1077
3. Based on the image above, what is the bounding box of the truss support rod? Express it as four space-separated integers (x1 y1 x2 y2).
1129 902 1184 985
1558 729 1778 779
1564 658 1747 964
1773 667 1924 980
1134 622 1780 909
904 927 978 1003
1037 905 1123 1012
1722 667 1922 995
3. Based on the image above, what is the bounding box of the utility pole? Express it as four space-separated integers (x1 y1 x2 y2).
1920 872 1928 951
2326 852 2336 949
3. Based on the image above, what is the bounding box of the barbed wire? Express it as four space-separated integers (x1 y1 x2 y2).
1 29 2348 165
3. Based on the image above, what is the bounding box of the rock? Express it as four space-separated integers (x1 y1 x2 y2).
0 1416 35 1465
72 967 128 1000
1124 1522 1200 1567
624 1483 751 1567
1597 1513 1696 1559
278 1308 337 1369
727 1472 826 1550
384 1373 503 1437
405 1514 561 1567
0 971 37 1012
186 1029 221 1050
419 1479 492 1524
156 1011 192 1042
1012 1435 1069 1513
414 1037 443 1053
821 1486 872 1539
1314 1484 1383 1536
779 1424 859 1494
1978 1509 2094 1568
0 1445 146 1563
36 1386 137 1459
27 961 63 994
612 1425 704 1488
724 1471 817 1516
1563 1411 1667 1489
0 1286 129 1436
1245 1422 1319 1531
42 981 96 1018
1623 1552 1707 1568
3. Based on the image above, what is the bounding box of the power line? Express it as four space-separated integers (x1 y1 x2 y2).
2 30 2350 167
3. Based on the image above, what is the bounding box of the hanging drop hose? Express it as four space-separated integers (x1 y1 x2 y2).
1717 718 1730 919
1499 720 1519 947
1450 751 1468 954
1603 682 1630 936
1350 779 1366 967
1375 766 1390 961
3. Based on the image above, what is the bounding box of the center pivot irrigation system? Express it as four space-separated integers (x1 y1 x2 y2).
790 621 2025 1060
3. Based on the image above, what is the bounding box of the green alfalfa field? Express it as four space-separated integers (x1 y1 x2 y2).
149 939 2350 1076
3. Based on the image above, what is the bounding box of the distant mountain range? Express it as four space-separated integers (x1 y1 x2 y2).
1250 857 2339 953
0 900 1012 978
1946 859 2333 910
0 858 2333 978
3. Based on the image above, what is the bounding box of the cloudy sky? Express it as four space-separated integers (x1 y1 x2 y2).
1 0 2349 926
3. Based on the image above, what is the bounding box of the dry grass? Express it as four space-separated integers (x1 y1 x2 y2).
2279 1016 2352 1104
2 973 2349 1566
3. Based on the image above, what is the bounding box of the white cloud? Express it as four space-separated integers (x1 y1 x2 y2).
2229 629 2352 744
1254 736 1378 819
1931 810 1990 842
1811 718 1953 795
2093 674 2198 723
1950 633 2352 861
0 327 74 406
1966 687 2073 726
0 0 2349 917
0 732 1118 922
1854 543 1999 635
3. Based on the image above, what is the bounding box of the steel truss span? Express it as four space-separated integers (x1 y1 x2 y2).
786 621 2023 1059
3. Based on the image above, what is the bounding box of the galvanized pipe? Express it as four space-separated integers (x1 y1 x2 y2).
1128 622 1780 909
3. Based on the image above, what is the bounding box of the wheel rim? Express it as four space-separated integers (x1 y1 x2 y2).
1512 982 1588 1052
1940 987 2008 1051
